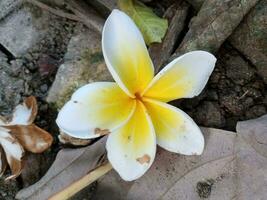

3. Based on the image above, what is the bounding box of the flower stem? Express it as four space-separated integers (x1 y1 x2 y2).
48 162 112 200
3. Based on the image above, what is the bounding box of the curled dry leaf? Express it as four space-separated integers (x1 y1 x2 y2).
4 125 53 153
16 137 107 200
93 117 267 200
10 95 38 125
0 96 53 180
0 145 7 176
0 128 24 180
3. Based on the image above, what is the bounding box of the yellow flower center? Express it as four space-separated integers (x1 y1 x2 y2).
134 92 143 102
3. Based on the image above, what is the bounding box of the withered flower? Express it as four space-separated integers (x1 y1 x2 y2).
0 96 53 180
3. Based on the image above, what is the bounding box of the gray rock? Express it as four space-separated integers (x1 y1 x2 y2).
47 26 112 109
0 4 50 57
0 0 22 20
0 51 24 114
0 70 24 114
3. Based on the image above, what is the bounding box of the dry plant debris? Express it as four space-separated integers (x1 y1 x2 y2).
0 96 53 180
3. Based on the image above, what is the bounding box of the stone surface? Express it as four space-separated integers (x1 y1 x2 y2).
0 54 24 114
47 25 112 109
0 3 50 57
0 0 22 20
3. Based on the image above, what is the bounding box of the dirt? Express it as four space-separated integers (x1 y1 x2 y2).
175 43 267 131
196 179 215 198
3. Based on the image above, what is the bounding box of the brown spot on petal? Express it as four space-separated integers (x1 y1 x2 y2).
94 128 110 136
24 96 38 124
136 154 151 164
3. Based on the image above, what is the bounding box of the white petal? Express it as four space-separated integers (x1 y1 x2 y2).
102 9 154 96
143 98 204 155
106 101 156 181
56 82 136 139
0 130 24 160
143 51 216 102
0 129 24 179
10 96 37 125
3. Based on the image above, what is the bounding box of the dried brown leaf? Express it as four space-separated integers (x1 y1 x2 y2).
5 124 53 153
94 116 267 200
234 114 267 199
173 0 259 56
0 145 7 176
16 137 107 200
10 96 38 125
5 156 23 181
0 130 25 181
229 0 267 83
23 96 38 124
186 0 267 83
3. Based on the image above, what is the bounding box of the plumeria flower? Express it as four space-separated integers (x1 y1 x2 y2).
0 96 53 180
56 10 216 181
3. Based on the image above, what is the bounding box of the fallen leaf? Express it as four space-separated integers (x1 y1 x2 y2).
118 0 168 45
93 115 267 200
93 128 236 199
16 137 107 200
173 0 259 56
185 0 267 83
0 129 24 180
229 0 267 83
235 115 267 199
0 96 53 180
10 96 37 125
0 145 7 176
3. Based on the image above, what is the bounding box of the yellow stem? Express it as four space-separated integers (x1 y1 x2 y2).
48 162 112 200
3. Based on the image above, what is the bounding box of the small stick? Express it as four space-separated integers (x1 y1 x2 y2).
26 0 82 22
238 90 249 100
66 0 104 34
48 162 112 200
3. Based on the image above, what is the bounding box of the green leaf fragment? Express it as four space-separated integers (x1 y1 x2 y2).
118 0 168 45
